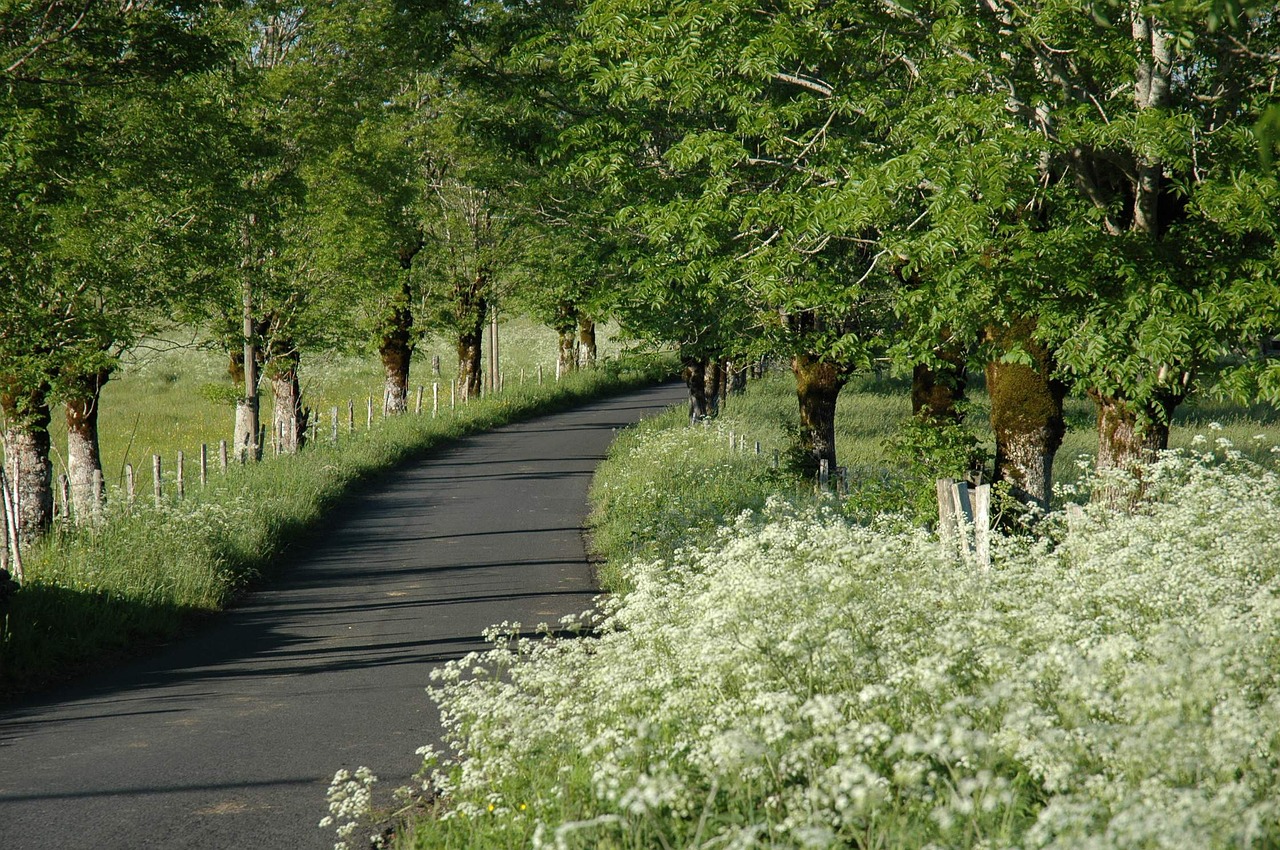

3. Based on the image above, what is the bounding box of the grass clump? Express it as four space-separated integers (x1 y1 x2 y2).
0 354 672 697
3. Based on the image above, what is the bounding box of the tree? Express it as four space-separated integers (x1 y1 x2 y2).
904 0 1280 480
0 0 241 534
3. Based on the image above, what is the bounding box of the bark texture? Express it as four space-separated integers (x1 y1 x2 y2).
1090 390 1179 473
578 317 597 368
682 357 709 423
557 327 578 377
454 274 487 400
704 360 724 417
985 322 1067 509
911 338 968 423
269 347 307 455
381 243 421 415
726 361 748 395
1 384 53 544
381 304 412 416
234 398 260 463
64 367 111 520
792 353 847 474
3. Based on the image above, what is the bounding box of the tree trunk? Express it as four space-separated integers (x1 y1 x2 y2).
911 338 968 423
65 367 111 520
1090 390 1179 474
269 348 307 454
235 280 260 463
704 360 725 417
382 243 421 415
792 353 847 474
682 357 709 423
726 361 748 395
985 321 1067 509
1 383 53 544
380 299 413 415
454 272 487 400
557 327 578 377
578 316 597 368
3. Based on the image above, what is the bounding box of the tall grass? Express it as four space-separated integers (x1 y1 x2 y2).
1 348 670 697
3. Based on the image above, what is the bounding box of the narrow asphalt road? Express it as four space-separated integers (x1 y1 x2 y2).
0 382 684 850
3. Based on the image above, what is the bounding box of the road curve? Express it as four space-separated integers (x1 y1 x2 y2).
0 381 685 850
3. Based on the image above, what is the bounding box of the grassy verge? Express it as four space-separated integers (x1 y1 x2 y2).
392 370 1280 850
0 352 672 698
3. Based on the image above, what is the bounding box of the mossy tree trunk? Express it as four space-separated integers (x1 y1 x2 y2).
557 327 578 376
64 367 111 519
911 336 968 423
1 381 53 545
792 353 848 475
726 360 748 395
1090 389 1181 473
268 342 307 454
704 359 724 417
985 321 1068 509
555 300 578 377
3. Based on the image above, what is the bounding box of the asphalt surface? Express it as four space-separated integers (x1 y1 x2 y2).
0 381 685 849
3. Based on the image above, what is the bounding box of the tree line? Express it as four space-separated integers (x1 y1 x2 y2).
2 0 1278 545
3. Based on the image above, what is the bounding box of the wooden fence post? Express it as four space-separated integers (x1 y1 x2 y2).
331 406 339 443
432 382 439 417
416 385 424 415
92 469 104 524
176 450 185 500
219 440 228 473
57 474 71 521
367 396 373 429
936 478 959 555
200 444 208 487
538 363 544 385
153 455 163 507
973 483 991 569
347 399 355 433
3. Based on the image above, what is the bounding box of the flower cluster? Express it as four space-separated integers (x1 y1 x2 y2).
319 766 380 850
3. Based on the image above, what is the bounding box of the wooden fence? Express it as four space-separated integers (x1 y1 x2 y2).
0 371 543 572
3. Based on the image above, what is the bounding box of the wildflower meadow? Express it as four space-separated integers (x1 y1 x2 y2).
385 395 1280 849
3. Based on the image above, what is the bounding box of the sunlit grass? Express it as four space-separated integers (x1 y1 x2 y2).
46 318 629 493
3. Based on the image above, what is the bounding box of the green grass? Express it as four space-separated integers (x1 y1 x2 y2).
2 324 668 698
46 317 624 492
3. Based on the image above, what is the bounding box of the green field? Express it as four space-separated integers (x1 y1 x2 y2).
46 318 625 495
